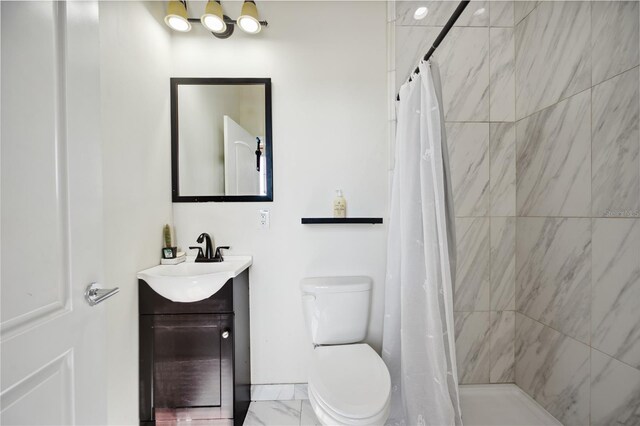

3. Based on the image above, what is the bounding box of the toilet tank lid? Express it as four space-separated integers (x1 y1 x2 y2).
300 276 372 294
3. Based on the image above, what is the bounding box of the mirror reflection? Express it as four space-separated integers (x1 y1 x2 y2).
171 78 272 202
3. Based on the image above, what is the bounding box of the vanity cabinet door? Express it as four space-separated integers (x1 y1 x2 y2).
153 315 222 409
139 313 234 423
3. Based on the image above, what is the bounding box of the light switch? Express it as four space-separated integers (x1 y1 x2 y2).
259 209 270 229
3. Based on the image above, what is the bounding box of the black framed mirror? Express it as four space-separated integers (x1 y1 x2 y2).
171 77 273 202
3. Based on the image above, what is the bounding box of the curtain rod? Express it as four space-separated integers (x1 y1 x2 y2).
396 0 471 101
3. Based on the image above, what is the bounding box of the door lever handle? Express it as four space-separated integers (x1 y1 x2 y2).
85 282 119 306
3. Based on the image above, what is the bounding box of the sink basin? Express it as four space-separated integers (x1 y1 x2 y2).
137 255 252 302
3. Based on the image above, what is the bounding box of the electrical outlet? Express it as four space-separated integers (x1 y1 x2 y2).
258 209 270 229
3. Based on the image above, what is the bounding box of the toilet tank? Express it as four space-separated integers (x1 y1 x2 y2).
300 276 371 345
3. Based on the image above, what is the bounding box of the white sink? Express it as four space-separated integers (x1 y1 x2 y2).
137 255 252 302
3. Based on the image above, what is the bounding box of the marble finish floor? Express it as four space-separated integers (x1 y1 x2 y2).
244 384 320 426
243 384 560 425
243 400 320 426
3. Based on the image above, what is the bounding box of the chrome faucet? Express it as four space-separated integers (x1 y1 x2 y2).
189 233 229 263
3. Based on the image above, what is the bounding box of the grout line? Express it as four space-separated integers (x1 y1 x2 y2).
515 86 592 123
515 310 589 347
588 2 593 421
513 9 639 123
513 0 520 125
515 64 639 125
590 345 640 374
489 11 493 123
592 64 640 90
455 215 640 219
444 121 515 124
514 0 539 28
488 14 493 319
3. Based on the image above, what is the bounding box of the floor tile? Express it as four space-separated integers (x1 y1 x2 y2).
294 384 308 400
251 384 295 401
243 401 301 426
300 400 322 426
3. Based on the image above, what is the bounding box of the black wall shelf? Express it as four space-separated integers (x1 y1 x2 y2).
301 217 383 225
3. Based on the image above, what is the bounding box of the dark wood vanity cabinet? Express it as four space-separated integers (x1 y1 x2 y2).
139 270 250 425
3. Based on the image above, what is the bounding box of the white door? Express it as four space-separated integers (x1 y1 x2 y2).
223 115 260 195
1 1 108 424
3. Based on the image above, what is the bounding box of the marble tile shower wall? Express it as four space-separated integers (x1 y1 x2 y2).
513 2 640 425
392 0 518 386
391 1 640 424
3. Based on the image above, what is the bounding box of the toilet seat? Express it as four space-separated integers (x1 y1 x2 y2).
309 386 390 426
308 344 391 425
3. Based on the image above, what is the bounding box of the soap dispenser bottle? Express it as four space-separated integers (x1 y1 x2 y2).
333 189 346 218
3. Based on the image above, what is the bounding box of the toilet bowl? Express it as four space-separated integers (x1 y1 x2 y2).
308 344 391 425
301 277 391 426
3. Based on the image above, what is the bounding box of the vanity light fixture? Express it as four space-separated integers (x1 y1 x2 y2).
237 0 262 34
164 0 192 32
164 0 267 38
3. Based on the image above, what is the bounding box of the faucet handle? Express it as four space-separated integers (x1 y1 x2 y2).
214 246 230 260
189 246 204 258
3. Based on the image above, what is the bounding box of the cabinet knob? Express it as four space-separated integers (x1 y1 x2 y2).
222 329 231 339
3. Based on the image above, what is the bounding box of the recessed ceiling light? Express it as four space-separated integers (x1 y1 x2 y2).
473 7 486 16
414 6 429 20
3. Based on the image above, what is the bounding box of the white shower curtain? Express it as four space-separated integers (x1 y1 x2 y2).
382 60 462 426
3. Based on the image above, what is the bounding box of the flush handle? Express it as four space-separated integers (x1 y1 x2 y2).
85 282 119 306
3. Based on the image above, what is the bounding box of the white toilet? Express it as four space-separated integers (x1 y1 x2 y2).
300 276 391 426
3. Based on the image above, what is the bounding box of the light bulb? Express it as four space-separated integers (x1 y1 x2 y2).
164 0 191 32
166 15 191 32
414 6 428 20
202 14 225 32
238 1 262 34
238 16 260 34
201 0 227 33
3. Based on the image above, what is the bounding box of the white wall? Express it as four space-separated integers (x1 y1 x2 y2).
100 2 388 421
100 2 173 424
171 1 389 384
